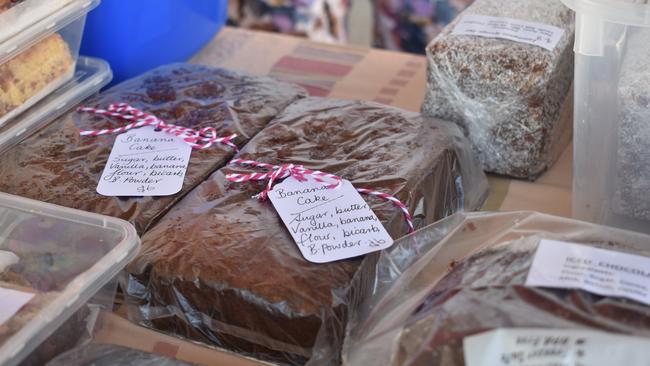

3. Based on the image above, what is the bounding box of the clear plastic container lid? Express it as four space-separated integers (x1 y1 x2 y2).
0 0 99 64
0 56 112 154
0 193 140 366
562 0 650 27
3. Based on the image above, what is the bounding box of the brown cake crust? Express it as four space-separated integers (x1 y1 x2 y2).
395 239 650 366
126 98 475 365
0 63 305 234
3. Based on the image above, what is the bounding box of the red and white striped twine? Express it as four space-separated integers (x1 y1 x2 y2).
226 159 414 233
77 103 238 151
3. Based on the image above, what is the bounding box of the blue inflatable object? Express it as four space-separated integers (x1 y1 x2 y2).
80 0 227 86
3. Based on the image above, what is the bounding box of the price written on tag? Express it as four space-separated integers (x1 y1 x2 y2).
268 176 394 263
97 126 191 197
0 287 34 326
464 328 650 366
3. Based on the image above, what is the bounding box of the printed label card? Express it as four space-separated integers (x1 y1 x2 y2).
526 239 650 305
453 14 564 51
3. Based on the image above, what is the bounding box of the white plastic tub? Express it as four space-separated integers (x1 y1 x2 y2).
0 56 112 154
562 0 650 234
0 0 100 126
0 193 140 366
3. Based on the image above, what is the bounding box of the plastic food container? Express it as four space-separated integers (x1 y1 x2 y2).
561 0 650 234
0 0 76 43
0 56 112 154
0 193 140 366
0 0 100 126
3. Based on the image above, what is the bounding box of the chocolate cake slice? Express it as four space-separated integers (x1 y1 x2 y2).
125 97 487 365
0 63 306 234
391 233 650 365
422 0 575 179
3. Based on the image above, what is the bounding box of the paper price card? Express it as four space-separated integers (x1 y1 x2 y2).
269 176 394 263
97 126 191 196
464 328 650 366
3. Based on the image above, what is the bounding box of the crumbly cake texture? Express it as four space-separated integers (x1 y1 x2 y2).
0 63 306 234
422 0 574 179
126 97 484 365
614 28 650 221
393 237 650 366
0 33 74 118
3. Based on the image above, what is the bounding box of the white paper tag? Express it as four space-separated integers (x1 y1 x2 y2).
464 328 650 366
268 176 394 263
0 287 34 326
452 14 564 51
97 126 192 196
526 239 650 305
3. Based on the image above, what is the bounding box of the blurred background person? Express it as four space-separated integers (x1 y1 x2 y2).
228 0 350 44
372 0 473 53
227 0 473 54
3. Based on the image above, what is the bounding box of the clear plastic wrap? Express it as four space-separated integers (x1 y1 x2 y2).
343 211 650 366
46 344 199 366
421 0 575 179
0 63 306 234
125 97 488 365
614 28 650 222
0 193 139 366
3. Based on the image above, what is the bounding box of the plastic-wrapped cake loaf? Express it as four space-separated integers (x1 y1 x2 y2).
615 29 650 222
422 0 575 179
0 63 306 234
344 211 650 366
0 33 74 122
125 98 488 365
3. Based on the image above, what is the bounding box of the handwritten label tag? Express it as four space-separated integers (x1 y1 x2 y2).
526 239 650 305
0 287 34 326
268 176 394 263
97 126 191 196
452 14 564 51
464 328 650 366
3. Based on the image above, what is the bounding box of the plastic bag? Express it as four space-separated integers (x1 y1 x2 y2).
343 211 650 366
125 97 488 365
0 63 306 234
46 344 199 366
615 28 650 222
421 0 574 179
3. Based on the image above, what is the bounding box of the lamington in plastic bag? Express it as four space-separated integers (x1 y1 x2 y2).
125 97 488 365
422 0 575 179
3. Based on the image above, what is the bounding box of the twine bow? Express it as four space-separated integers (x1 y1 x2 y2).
77 103 238 151
225 159 414 233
